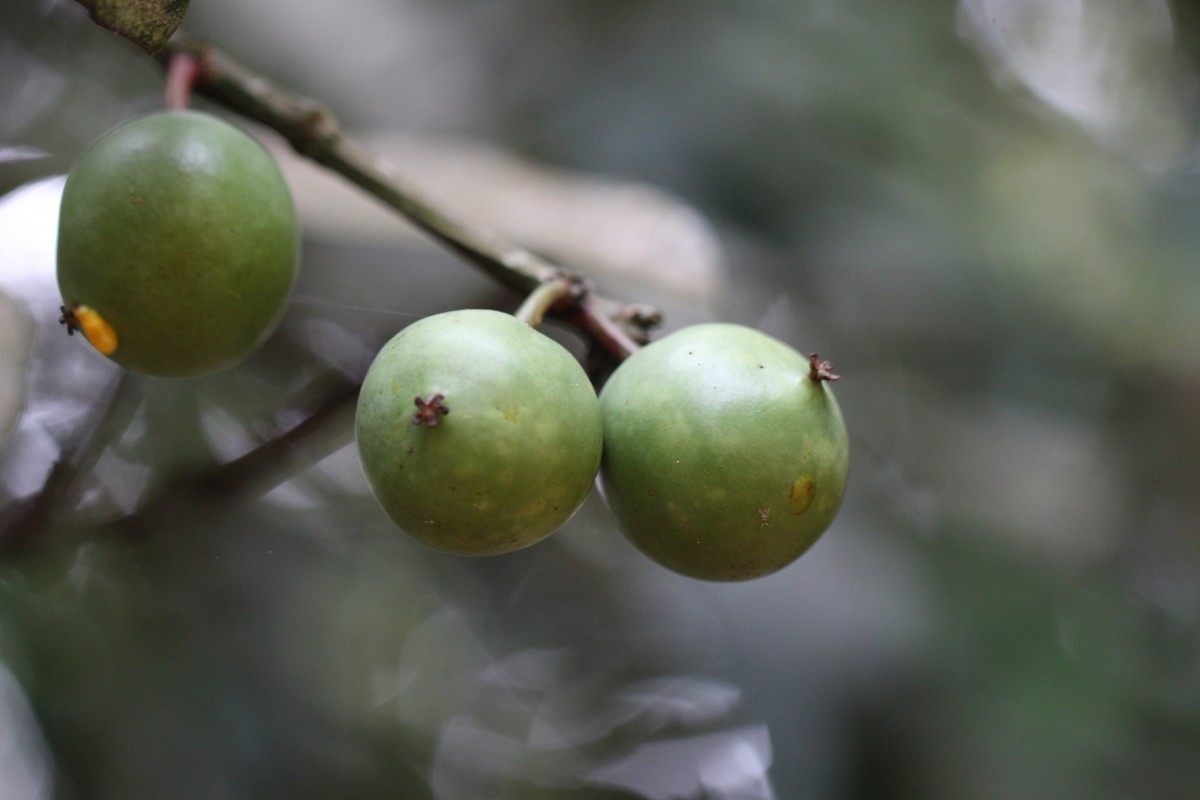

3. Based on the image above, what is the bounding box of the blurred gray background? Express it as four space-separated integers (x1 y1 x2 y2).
2 1 1200 798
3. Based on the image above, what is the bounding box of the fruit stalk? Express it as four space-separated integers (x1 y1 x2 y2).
513 277 577 328
163 50 200 110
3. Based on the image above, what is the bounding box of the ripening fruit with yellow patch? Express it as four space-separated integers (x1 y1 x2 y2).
56 110 299 377
598 324 849 581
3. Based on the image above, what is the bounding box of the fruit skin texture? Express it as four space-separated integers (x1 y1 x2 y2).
599 324 849 581
355 309 603 556
57 110 299 377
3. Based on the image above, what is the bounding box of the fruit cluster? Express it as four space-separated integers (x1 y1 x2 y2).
56 111 849 581
352 312 849 580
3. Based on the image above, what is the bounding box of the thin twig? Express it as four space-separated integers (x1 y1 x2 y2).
567 296 644 361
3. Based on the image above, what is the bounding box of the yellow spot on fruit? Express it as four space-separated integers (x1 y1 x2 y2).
75 306 118 355
788 476 816 515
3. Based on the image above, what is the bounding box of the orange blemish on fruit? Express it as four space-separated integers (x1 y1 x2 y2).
788 476 815 515
74 305 118 355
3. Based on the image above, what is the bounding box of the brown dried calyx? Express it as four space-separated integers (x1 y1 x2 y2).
413 394 449 427
807 353 839 382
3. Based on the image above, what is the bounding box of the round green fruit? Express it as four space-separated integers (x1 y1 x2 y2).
56 110 299 377
355 309 604 556
599 323 849 581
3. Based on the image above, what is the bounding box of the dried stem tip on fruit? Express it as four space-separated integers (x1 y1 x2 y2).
413 394 449 427
808 353 839 382
60 305 81 335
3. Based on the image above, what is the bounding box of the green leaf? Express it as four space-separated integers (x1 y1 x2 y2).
82 0 189 55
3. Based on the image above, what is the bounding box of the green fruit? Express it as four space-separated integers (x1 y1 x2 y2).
56 110 299 377
355 309 603 556
599 324 849 581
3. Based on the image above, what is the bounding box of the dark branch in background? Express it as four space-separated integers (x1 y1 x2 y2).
155 31 657 354
1 369 361 553
0 373 143 552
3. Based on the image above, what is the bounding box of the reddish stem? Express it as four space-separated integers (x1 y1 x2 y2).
568 296 643 361
164 51 202 110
